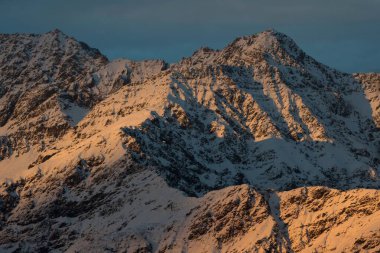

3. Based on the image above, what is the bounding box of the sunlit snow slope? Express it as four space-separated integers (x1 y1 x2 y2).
0 29 379 252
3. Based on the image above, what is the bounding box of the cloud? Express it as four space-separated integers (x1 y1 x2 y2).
0 0 378 72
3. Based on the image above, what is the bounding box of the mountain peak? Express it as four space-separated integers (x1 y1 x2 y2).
0 29 379 252
211 29 306 67
190 46 218 60
39 29 107 61
258 28 287 38
47 28 65 34
230 29 300 54
44 28 69 39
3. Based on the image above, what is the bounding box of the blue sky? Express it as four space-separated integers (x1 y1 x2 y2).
0 0 379 73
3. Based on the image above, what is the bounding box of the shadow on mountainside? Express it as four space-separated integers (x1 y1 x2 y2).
121 69 380 197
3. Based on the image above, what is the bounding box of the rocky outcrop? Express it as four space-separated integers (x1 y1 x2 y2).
354 73 380 127
0 30 168 158
0 29 378 252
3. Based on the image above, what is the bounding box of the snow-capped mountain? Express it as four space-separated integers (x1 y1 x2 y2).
0 29 379 252
0 29 167 173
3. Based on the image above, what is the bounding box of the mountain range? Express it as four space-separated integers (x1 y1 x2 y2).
0 29 379 252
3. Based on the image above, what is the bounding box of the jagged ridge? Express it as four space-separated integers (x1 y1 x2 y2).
0 29 379 252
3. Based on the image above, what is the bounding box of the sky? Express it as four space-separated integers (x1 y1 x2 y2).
0 0 379 73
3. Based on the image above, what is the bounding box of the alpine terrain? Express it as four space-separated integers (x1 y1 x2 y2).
0 29 379 252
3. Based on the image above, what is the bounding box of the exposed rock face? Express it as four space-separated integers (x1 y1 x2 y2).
1 170 379 252
0 29 168 158
118 30 379 194
92 58 168 96
0 29 378 252
354 73 380 127
278 187 380 252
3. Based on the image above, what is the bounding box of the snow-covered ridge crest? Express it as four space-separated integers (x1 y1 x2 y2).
0 29 378 252
0 29 378 190
0 29 169 170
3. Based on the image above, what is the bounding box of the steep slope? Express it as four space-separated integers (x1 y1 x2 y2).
0 29 379 252
0 29 107 158
34 29 377 196
1 169 378 252
93 58 168 96
277 187 380 252
354 73 380 126
117 30 379 194
0 29 109 179
0 30 168 179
